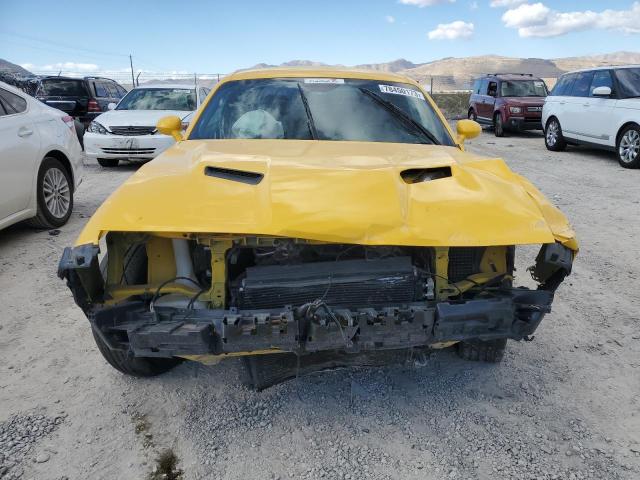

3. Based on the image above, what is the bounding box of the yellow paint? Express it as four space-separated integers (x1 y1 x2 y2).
456 119 481 144
105 282 199 304
480 246 508 274
74 68 577 254
180 349 288 365
145 236 176 284
156 115 183 142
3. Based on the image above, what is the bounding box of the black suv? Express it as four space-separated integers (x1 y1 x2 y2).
35 76 127 127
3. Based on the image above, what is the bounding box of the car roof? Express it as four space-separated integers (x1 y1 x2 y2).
476 73 541 81
0 80 29 97
134 84 196 90
223 67 420 86
561 64 640 75
40 76 86 81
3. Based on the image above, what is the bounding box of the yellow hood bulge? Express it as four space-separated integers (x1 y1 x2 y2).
77 139 577 249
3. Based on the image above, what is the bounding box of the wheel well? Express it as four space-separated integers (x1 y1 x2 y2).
616 122 640 146
545 116 558 129
43 150 74 192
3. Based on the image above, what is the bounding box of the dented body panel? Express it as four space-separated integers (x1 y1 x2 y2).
75 140 577 250
59 68 577 382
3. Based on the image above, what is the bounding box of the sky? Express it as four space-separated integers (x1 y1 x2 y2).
1 0 639 77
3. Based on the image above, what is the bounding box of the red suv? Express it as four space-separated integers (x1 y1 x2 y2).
468 73 548 137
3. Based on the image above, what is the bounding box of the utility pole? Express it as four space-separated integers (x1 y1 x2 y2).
129 55 135 88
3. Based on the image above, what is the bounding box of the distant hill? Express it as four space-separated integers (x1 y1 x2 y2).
0 59 33 76
247 51 640 90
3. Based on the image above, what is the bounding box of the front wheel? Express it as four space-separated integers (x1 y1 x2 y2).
617 124 640 169
92 328 181 377
545 117 567 151
97 158 120 167
457 338 507 363
494 113 505 137
26 157 73 229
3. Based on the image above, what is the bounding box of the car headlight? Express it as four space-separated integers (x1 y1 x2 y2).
87 121 108 134
509 107 523 114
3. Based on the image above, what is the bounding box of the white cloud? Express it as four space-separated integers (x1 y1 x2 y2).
399 0 455 7
502 3 550 28
490 0 526 8
502 1 640 37
21 62 100 73
385 15 396 23
428 20 474 40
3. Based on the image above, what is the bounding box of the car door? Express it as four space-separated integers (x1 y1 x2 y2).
0 87 40 221
563 70 594 140
581 70 618 146
477 79 495 121
545 73 576 132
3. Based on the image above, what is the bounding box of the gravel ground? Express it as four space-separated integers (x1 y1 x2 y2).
1 129 639 480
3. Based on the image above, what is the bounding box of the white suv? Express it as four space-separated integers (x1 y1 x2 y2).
542 66 640 168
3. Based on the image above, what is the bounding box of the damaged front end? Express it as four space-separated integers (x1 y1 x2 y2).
59 233 574 383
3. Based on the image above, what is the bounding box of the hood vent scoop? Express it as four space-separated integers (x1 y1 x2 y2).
204 166 264 185
401 167 451 184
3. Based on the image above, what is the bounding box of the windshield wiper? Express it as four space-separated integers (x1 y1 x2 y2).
358 87 440 145
297 84 318 140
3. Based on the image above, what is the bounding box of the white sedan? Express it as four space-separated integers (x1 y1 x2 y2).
84 84 209 167
0 81 83 231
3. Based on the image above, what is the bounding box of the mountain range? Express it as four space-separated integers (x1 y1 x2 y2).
2 52 639 91
248 51 640 90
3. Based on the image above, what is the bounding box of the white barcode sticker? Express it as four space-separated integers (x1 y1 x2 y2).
304 78 345 84
379 84 425 100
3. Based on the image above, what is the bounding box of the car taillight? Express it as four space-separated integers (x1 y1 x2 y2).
61 115 75 131
87 99 101 112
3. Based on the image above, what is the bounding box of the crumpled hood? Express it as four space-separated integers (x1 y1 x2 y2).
94 109 193 128
76 140 577 249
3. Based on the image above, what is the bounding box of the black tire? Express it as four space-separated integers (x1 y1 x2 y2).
74 119 85 150
97 158 119 167
25 157 73 229
457 338 507 363
468 108 477 121
92 243 177 377
494 113 505 137
616 124 640 169
544 117 567 152
92 328 181 377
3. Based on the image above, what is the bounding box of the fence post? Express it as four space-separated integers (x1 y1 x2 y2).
430 77 434 94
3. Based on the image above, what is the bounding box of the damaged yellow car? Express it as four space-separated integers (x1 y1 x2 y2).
59 68 577 389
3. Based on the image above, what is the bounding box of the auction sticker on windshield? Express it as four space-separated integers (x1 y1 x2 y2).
379 85 425 100
304 78 345 84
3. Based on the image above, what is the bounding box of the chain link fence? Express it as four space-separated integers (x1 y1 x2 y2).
2 69 558 119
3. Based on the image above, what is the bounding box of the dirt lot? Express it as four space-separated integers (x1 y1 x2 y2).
1 130 639 480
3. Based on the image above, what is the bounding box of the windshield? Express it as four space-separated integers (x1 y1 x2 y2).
189 78 455 146
116 88 196 111
614 68 640 98
500 80 547 97
38 79 88 97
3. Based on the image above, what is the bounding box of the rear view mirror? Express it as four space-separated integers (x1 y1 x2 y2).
456 119 481 143
157 115 184 141
107 102 117 110
592 86 612 97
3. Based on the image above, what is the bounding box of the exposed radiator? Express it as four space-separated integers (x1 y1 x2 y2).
235 257 421 309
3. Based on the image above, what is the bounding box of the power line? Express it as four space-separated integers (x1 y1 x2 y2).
0 31 129 58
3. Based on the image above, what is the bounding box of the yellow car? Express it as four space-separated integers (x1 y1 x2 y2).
59 68 577 388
